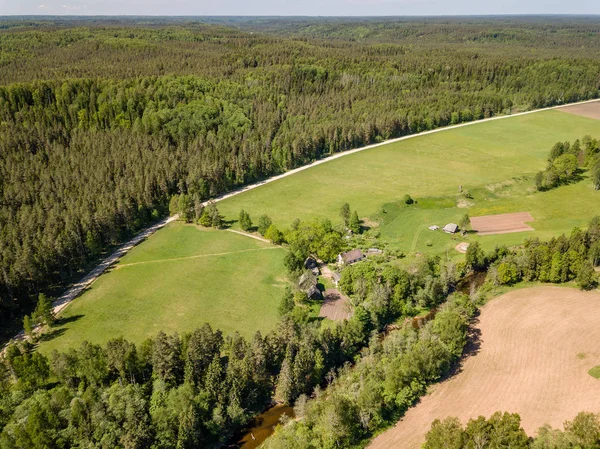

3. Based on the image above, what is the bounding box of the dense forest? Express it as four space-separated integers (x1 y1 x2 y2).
2 16 600 338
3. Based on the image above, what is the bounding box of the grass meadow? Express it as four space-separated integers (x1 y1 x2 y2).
39 223 288 353
217 109 600 255
376 175 600 257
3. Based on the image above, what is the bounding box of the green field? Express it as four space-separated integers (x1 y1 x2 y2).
589 366 600 379
218 110 600 255
376 176 600 257
39 223 288 353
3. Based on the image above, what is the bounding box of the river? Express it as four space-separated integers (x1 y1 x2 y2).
233 405 294 449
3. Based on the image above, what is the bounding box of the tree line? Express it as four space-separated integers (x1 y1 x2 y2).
535 136 600 191
465 216 600 290
424 411 600 449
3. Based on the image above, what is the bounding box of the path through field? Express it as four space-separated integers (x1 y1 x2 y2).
369 286 600 449
116 247 281 269
227 229 270 243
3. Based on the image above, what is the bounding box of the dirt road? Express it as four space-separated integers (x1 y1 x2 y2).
369 286 600 448
3 215 178 350
202 99 600 207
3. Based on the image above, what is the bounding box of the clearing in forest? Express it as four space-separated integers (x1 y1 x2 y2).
217 110 600 255
38 222 288 353
471 212 534 235
217 110 600 227
369 287 600 449
557 100 600 120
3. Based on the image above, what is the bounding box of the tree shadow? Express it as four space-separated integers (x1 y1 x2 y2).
440 312 483 381
54 314 84 326
38 327 67 342
221 219 236 229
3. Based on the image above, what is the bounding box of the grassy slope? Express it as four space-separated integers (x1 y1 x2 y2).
39 223 288 353
217 110 600 255
218 110 600 225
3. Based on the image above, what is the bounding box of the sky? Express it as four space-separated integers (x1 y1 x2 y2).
1 0 599 17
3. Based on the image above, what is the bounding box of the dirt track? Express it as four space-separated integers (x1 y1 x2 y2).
369 286 600 448
557 101 600 120
471 212 534 235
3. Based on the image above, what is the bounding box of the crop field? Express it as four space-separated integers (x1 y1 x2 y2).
38 223 288 353
369 287 600 449
217 108 600 256
558 101 600 120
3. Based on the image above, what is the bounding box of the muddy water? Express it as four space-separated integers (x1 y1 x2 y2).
235 405 294 449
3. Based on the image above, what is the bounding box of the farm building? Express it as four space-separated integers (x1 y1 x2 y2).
304 256 318 270
298 272 317 291
443 223 459 234
337 249 364 265
307 285 323 301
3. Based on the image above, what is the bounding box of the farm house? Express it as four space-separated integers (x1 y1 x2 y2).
337 249 364 265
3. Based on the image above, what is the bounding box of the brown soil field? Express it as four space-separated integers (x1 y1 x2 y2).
369 286 600 449
319 289 352 321
557 100 600 120
471 211 534 235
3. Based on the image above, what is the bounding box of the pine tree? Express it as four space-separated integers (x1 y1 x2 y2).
238 210 252 231
33 294 55 327
576 260 598 290
23 315 34 338
257 215 272 236
275 351 295 405
339 203 351 226
349 211 361 234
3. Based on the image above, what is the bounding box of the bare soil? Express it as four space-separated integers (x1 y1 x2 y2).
319 289 352 321
471 211 534 235
557 100 600 120
369 287 600 449
455 242 470 253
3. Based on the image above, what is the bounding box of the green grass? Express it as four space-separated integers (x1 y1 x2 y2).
374 174 600 256
589 366 600 379
39 223 288 353
39 109 600 352
218 110 600 228
217 110 600 256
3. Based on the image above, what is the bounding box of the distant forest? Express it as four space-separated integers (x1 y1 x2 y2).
1 16 600 338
